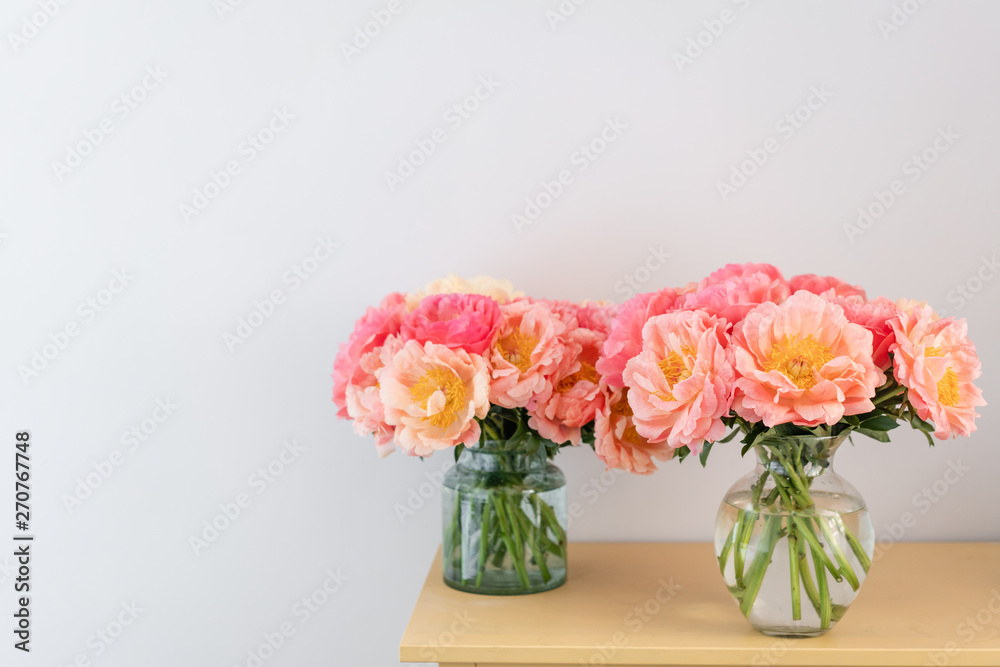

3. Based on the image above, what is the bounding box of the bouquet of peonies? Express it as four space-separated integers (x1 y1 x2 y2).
333 274 614 593
593 262 985 633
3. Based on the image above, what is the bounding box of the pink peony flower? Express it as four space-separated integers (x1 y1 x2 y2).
596 288 681 388
400 293 502 355
344 335 405 457
831 296 899 370
890 306 985 439
528 326 606 445
405 274 523 309
732 291 884 427
332 293 406 418
622 310 735 451
789 274 867 300
490 300 567 408
379 340 490 455
698 263 786 290
595 384 675 475
681 273 790 326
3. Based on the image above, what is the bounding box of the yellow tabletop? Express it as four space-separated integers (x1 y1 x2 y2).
400 542 1000 666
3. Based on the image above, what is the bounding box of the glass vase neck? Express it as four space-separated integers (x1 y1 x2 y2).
753 434 848 478
458 441 548 473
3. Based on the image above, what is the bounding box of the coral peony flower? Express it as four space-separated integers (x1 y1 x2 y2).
379 340 490 455
789 274 867 300
490 300 567 408
698 263 786 290
831 296 899 370
528 326 606 445
732 291 884 427
622 310 735 451
681 273 790 326
405 274 523 309
890 306 985 439
595 384 675 474
596 288 681 388
332 293 406 418
400 293 502 355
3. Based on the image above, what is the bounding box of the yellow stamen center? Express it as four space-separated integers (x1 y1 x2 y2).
654 346 695 401
937 367 960 407
556 361 599 394
409 367 467 429
763 334 834 390
925 346 944 357
496 329 538 373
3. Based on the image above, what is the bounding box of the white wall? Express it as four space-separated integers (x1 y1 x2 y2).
2 1 997 665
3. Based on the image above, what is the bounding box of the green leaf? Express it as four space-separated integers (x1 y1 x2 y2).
855 427 891 443
699 441 714 467
675 446 692 463
717 429 740 444
741 442 755 457
453 443 465 462
859 415 900 431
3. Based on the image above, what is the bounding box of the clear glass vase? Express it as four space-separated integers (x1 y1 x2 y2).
714 434 875 637
442 441 567 595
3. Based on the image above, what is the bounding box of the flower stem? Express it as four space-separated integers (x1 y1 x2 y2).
787 518 802 621
490 493 530 588
815 516 860 591
475 500 492 587
813 544 832 629
739 514 781 617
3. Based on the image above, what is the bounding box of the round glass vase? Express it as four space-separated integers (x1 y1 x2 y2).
441 440 567 595
714 434 875 637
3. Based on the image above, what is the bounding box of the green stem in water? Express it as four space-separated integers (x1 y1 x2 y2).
514 501 551 583
475 500 492 588
791 517 842 583
718 524 736 575
813 543 832 630
733 508 757 589
739 514 782 618
796 530 821 616
490 493 530 589
839 515 872 574
814 516 860 591
787 518 802 621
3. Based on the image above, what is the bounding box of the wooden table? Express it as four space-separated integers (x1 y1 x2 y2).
400 542 1000 666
